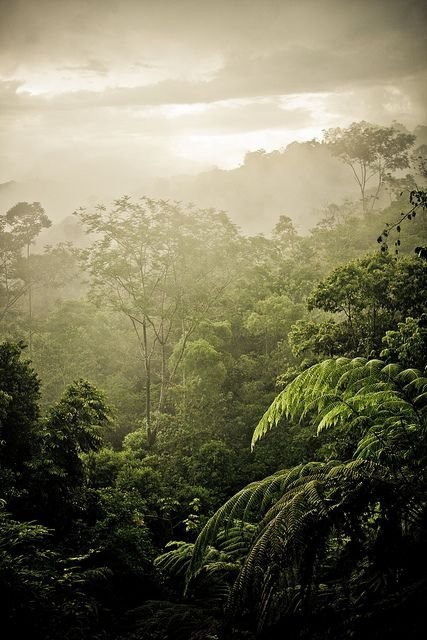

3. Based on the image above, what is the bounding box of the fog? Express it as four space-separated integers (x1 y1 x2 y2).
2 3 427 637
1 0 426 231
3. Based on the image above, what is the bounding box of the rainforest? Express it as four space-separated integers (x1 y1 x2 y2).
2 125 427 638
1 1 427 638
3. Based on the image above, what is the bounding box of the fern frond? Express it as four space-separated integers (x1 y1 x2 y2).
395 368 424 386
155 540 194 577
252 358 427 470
188 460 375 585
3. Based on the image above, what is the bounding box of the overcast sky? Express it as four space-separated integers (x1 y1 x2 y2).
1 0 426 193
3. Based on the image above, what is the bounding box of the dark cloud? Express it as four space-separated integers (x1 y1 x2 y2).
1 0 426 77
1 2 425 109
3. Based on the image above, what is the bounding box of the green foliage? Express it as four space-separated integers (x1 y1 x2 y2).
245 294 304 354
301 253 427 358
253 357 427 464
0 502 107 639
29 379 111 528
3 130 427 638
189 356 427 635
157 522 251 597
0 341 40 473
89 486 155 576
122 426 150 456
289 317 349 362
171 338 227 394
32 300 144 442
75 196 242 444
116 463 163 501
147 523 257 639
381 316 427 370
189 460 396 630
44 379 110 453
191 440 236 500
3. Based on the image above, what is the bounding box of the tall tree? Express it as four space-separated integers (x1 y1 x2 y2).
324 122 415 212
0 202 51 352
29 379 110 529
291 253 427 360
75 196 240 445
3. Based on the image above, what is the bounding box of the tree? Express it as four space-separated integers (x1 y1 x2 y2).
245 293 304 355
272 215 299 255
0 341 40 475
324 122 415 212
29 379 110 529
171 337 227 408
294 253 427 359
0 203 51 353
75 196 241 445
31 298 143 439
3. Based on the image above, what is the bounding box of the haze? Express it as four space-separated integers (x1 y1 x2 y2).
1 0 426 230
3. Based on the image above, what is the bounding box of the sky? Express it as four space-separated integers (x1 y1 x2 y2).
0 0 426 196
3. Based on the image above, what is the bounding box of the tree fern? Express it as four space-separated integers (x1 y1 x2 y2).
187 357 427 634
189 459 395 631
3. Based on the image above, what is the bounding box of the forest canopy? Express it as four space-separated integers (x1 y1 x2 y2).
1 120 427 640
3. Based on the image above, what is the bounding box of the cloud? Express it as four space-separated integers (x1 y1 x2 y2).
1 0 426 83
59 60 110 75
0 80 314 149
0 0 426 195
1 1 425 115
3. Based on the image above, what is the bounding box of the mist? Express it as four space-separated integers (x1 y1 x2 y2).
1 2 427 639
1 0 426 231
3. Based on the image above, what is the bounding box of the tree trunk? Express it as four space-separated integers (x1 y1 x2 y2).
142 319 154 445
158 341 168 414
27 242 32 358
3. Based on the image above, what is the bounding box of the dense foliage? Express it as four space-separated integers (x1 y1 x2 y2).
1 123 426 639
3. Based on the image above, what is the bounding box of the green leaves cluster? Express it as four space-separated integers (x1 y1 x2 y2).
188 357 427 635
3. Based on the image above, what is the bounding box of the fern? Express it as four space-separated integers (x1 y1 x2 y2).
191 460 391 629
189 460 377 581
187 357 427 633
252 358 427 468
